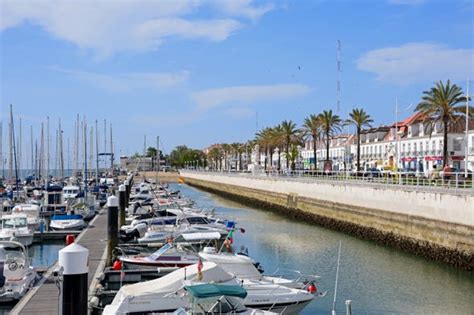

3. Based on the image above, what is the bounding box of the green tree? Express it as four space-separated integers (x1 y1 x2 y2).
416 80 472 167
280 120 299 169
146 147 157 157
319 110 342 165
255 127 275 170
345 108 373 171
301 114 322 170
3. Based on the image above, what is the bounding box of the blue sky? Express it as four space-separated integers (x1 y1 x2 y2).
1 0 473 157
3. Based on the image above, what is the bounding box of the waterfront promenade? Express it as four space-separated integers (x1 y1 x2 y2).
180 170 474 270
11 209 108 315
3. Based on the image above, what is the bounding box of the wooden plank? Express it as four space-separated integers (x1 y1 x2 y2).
11 209 109 315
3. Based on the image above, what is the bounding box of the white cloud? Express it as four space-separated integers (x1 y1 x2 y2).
357 43 474 84
0 0 272 57
191 84 311 110
48 66 189 91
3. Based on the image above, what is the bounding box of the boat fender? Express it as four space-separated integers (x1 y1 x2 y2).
112 260 122 271
307 283 317 293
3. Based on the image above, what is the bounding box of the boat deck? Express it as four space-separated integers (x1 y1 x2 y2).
11 209 109 315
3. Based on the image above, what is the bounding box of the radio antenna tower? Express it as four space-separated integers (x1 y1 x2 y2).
336 40 341 113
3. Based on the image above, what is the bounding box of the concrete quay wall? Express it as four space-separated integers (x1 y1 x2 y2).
180 172 474 270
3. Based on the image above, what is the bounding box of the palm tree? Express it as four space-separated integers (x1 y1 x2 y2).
280 120 299 169
221 143 231 170
416 80 472 167
345 108 373 171
319 110 342 167
301 114 321 170
255 127 274 170
271 125 284 170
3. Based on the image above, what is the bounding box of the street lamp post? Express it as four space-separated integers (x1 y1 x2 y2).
465 79 470 178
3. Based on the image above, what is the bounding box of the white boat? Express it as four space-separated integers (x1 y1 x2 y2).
49 214 85 231
0 241 37 302
0 214 34 246
119 243 200 270
11 204 40 232
62 185 81 200
200 248 325 292
103 262 315 314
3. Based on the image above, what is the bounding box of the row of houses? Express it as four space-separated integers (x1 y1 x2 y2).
252 113 474 173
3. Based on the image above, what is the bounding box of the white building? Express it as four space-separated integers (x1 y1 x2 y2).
300 113 473 172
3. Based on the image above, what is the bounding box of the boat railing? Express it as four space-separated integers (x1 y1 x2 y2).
269 267 320 285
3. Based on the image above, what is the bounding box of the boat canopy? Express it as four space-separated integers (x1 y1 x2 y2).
52 214 84 220
118 262 236 297
178 232 221 242
185 284 247 299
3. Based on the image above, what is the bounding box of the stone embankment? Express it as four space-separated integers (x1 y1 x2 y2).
180 171 474 270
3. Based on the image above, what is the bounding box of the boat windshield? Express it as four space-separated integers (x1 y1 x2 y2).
190 296 246 314
2 217 27 228
147 243 172 261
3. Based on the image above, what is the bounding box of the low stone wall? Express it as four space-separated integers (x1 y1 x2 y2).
181 172 474 270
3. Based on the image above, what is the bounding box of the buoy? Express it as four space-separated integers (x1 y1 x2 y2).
112 260 122 271
65 234 75 245
307 283 317 293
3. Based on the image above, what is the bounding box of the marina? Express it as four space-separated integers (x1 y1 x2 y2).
1 1 474 313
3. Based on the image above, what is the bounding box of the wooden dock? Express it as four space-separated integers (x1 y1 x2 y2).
11 209 109 315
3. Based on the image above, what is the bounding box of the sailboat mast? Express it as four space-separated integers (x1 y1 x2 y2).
30 125 33 174
8 111 13 180
18 118 22 179
10 105 19 194
59 119 64 180
95 119 99 185
110 123 113 173
83 117 88 198
46 116 50 181
40 123 44 183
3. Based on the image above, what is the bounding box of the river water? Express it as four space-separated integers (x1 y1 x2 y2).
173 183 474 315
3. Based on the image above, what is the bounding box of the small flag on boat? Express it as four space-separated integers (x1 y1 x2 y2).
228 229 234 244
197 258 203 280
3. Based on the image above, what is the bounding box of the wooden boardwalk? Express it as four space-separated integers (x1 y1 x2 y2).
11 209 109 315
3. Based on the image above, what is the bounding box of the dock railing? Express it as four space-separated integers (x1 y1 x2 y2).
181 168 474 195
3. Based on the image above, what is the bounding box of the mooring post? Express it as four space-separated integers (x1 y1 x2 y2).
119 184 126 227
124 179 130 211
345 300 352 315
58 243 89 315
107 195 119 266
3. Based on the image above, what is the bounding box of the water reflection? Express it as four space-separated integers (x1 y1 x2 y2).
174 184 474 315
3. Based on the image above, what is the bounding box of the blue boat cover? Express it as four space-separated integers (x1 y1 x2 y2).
52 214 84 220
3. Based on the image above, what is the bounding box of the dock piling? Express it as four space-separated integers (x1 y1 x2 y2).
58 243 89 315
119 184 126 227
107 195 119 266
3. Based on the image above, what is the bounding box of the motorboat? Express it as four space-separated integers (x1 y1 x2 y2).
0 214 34 246
11 204 41 232
137 226 226 244
119 242 200 270
0 241 37 302
71 195 98 221
200 248 324 292
49 213 85 231
62 185 81 200
102 262 315 314
175 284 278 315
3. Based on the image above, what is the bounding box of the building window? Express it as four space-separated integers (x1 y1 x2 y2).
453 139 462 151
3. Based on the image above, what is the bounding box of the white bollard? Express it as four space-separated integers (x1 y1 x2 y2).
58 243 89 315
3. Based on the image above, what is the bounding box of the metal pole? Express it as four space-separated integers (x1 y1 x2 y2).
465 79 470 178
345 300 352 315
